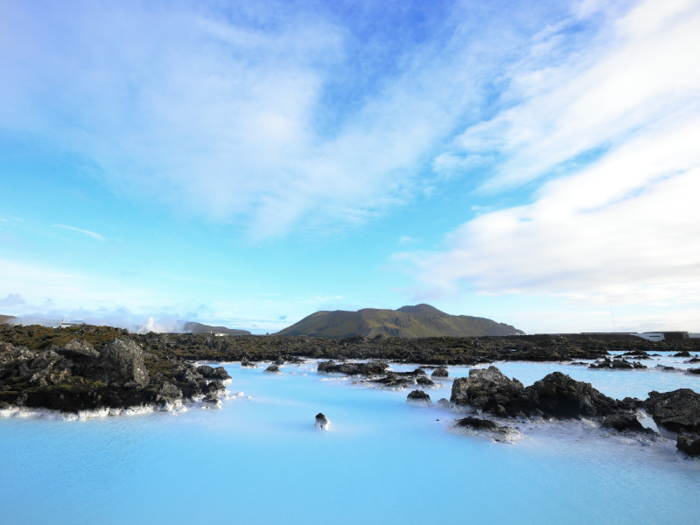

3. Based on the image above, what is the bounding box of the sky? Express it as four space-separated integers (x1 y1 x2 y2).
1 0 699 334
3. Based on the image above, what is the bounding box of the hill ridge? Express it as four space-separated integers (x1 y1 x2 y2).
276 304 523 338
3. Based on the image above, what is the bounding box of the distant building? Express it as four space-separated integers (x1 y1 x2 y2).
59 318 85 328
633 331 689 342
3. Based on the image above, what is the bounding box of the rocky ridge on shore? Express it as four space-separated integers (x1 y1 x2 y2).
0 327 231 414
1 323 698 457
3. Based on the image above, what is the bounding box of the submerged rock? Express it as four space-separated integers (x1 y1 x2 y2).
264 364 281 374
655 365 678 372
677 435 700 457
407 390 432 405
589 358 646 370
317 360 388 376
452 416 521 443
315 413 330 430
371 368 435 389
602 413 656 434
431 366 449 378
645 389 700 433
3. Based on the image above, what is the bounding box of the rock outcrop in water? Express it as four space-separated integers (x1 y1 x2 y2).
589 358 647 370
0 335 229 414
431 366 449 378
601 413 655 434
318 360 389 376
676 435 700 457
407 390 432 405
315 413 330 430
644 389 700 433
452 416 522 442
450 367 620 420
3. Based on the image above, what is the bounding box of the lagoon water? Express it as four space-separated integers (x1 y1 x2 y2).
2 356 700 525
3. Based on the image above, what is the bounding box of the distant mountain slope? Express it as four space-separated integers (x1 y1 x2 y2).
183 322 251 336
0 315 16 324
275 304 524 338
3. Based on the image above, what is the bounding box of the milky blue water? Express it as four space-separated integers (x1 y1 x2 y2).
2 356 699 525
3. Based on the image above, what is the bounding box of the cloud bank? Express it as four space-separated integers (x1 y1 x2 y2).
0 0 573 239
400 0 700 309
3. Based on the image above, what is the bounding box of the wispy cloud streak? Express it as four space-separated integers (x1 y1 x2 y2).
399 0 700 307
53 224 105 241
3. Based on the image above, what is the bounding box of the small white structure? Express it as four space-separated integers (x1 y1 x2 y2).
59 318 84 328
634 333 665 341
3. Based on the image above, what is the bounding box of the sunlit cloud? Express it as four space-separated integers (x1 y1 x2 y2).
399 0 700 309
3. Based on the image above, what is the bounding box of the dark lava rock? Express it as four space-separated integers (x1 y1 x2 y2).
407 390 432 404
57 339 99 359
157 382 183 404
621 350 651 359
315 412 330 429
264 364 281 373
372 368 435 389
645 389 700 433
203 393 220 406
85 338 150 388
456 416 499 431
677 435 700 457
655 365 678 372
275 356 285 365
602 413 655 434
451 366 526 416
196 365 231 381
451 367 621 420
686 357 700 364
431 366 449 378
620 397 646 410
674 351 692 357
240 357 257 368
525 372 618 419
317 360 388 376
589 358 646 370
687 368 700 375
453 416 521 442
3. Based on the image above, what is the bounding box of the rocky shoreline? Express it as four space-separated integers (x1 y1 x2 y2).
1 324 698 457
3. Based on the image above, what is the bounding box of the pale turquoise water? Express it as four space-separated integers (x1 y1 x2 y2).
1 359 699 525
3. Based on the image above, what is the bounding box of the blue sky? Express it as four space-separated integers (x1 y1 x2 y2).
1 0 699 334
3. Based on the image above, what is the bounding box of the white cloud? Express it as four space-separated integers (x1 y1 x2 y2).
399 0 700 310
0 0 567 239
398 235 420 245
53 224 105 241
454 0 700 191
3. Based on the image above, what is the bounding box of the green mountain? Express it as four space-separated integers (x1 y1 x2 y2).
275 304 524 338
183 321 251 336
